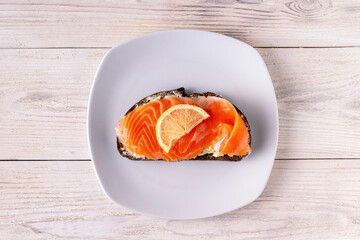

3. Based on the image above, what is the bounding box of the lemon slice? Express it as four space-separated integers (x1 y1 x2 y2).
156 104 210 153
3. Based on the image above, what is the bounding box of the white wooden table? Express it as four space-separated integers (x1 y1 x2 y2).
1 1 360 239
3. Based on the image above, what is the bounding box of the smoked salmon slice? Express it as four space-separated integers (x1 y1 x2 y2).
115 88 251 162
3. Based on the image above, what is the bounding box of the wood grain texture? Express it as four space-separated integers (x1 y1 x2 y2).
0 48 359 159
0 160 359 239
260 48 360 159
0 49 103 159
0 0 360 48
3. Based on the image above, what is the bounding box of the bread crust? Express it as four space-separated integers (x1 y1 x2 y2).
117 88 251 161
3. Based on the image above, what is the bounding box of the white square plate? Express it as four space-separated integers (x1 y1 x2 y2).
88 30 278 220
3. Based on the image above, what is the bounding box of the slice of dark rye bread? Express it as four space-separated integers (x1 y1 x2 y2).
116 87 251 161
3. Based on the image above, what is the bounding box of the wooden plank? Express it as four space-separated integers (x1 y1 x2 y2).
261 48 360 159
0 49 103 159
1 48 359 159
0 160 359 239
0 0 359 48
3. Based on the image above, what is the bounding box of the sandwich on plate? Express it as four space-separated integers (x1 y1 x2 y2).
115 88 251 162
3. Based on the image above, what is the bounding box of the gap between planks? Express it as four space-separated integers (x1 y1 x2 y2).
0 158 360 161
0 46 360 50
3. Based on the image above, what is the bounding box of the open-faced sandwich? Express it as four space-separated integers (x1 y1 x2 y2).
115 88 251 162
